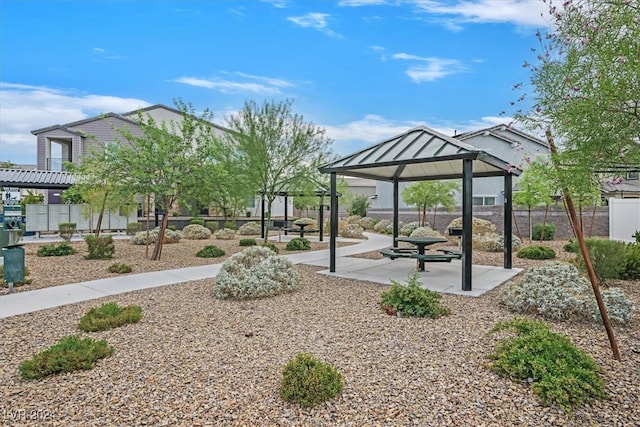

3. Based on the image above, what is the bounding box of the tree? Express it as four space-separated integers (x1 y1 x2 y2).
0 161 16 168
223 99 333 242
513 158 555 242
115 100 222 260
402 181 459 227
517 0 640 360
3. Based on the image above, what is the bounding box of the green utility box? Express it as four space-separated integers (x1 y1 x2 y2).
0 224 7 253
2 245 25 283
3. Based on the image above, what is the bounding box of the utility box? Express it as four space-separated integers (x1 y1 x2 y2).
3 245 25 283
0 224 7 252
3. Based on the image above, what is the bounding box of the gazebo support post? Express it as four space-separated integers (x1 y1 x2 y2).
318 196 324 242
504 173 513 269
284 195 289 236
462 159 473 291
392 178 399 247
329 173 338 272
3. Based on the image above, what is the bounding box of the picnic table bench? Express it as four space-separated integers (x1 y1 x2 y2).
380 246 463 270
283 224 320 238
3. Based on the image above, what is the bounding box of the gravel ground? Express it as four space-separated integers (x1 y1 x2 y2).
1 235 639 426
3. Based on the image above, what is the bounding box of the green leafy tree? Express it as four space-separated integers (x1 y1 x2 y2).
223 99 333 242
0 161 16 168
513 158 555 242
516 0 640 360
20 190 44 215
349 195 370 217
402 180 459 227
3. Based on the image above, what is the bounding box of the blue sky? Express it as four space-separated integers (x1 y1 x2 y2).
0 0 550 165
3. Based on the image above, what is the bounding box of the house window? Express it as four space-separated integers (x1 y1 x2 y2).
472 196 496 206
626 171 639 180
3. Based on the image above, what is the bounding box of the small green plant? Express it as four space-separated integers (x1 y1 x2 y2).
349 194 370 217
517 245 556 260
380 273 450 318
196 245 226 258
286 237 311 251
205 221 219 233
487 318 606 412
108 262 132 274
84 235 115 260
78 302 142 332
190 217 205 226
280 353 344 408
36 241 77 257
532 223 556 241
621 243 640 280
239 238 257 247
126 222 142 236
223 221 237 230
563 239 578 253
574 238 627 284
19 335 114 380
58 222 77 241
261 242 280 254
632 230 640 244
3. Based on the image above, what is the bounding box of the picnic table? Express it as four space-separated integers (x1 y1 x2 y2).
283 223 319 238
393 236 457 271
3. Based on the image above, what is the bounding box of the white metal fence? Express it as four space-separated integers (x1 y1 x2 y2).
608 198 640 243
25 204 137 234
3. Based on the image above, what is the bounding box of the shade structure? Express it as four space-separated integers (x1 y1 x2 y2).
319 125 521 292
0 168 75 189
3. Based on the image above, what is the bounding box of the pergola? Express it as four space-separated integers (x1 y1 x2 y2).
319 125 522 292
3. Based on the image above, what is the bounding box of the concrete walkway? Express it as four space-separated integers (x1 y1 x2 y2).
0 232 521 319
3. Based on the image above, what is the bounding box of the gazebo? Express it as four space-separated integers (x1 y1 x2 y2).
319 125 521 292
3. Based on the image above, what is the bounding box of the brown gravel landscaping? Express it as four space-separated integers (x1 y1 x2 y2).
1 233 639 426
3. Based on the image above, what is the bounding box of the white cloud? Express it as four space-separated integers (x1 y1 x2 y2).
338 0 390 6
174 72 296 95
287 13 343 38
0 83 150 165
260 0 289 7
392 53 469 82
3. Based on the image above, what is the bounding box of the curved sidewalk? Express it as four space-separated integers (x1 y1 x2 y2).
0 232 392 319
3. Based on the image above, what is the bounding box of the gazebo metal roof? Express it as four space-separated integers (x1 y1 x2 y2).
0 168 75 189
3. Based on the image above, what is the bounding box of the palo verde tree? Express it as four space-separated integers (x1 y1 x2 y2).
223 99 333 242
115 100 222 260
401 180 459 228
516 0 640 360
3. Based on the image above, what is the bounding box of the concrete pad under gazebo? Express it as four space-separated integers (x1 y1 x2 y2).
319 125 522 292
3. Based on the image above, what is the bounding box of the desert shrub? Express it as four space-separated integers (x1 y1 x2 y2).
205 221 219 233
293 217 317 227
399 221 420 236
358 216 377 230
476 234 522 252
574 238 627 284
517 245 556 260
108 262 132 274
36 242 76 257
239 238 257 247
214 228 236 240
447 217 496 236
167 225 176 231
380 273 449 318
196 245 226 258
78 302 142 332
532 223 556 241
182 224 212 240
280 353 344 408
410 226 442 238
563 239 578 252
349 195 370 217
373 219 391 233
621 243 640 280
132 227 181 245
488 318 606 412
238 221 261 235
58 222 77 241
500 262 635 324
223 221 237 230
190 217 205 226
324 219 347 236
126 222 142 236
340 223 364 238
84 235 115 260
286 237 311 251
213 246 299 299
19 335 114 380
261 242 280 254
344 215 362 224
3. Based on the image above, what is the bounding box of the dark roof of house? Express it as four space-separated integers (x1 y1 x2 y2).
0 168 75 189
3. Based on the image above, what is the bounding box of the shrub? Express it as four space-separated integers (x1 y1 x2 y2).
517 245 556 260
223 221 237 230
167 225 176 231
58 222 77 241
500 262 635 324
488 318 606 412
563 239 578 253
126 222 142 236
358 216 377 230
78 302 142 332
280 353 344 408
574 238 627 284
476 233 522 252
399 221 420 236
532 223 556 241
213 246 299 299
621 243 640 280
190 217 205 226
214 228 236 240
410 226 442 238
373 219 391 233
239 238 257 247
447 217 495 236
132 227 181 245
182 224 212 240
293 217 317 227
349 194 370 217
36 242 76 257
84 235 115 260
108 262 132 274
238 221 261 235
286 237 311 251
205 220 219 233
261 242 280 254
340 223 365 238
380 273 449 318
196 245 226 258
19 335 114 380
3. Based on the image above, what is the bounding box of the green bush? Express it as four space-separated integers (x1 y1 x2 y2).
349 195 370 217
205 221 219 233
574 238 627 284
58 222 77 241
132 227 181 245
223 221 237 230
78 302 142 332
488 318 606 412
84 235 115 260
280 353 344 408
182 224 212 240
108 262 132 274
239 238 257 247
286 237 311 251
126 222 142 236
196 245 226 258
261 242 280 254
238 221 261 235
621 243 640 280
190 217 205 226
563 239 578 253
19 335 114 380
517 245 556 260
532 223 555 241
380 273 450 318
36 242 77 257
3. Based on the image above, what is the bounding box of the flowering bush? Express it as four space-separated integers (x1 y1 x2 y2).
446 217 496 236
293 217 317 227
340 223 365 238
358 216 377 230
214 228 236 240
410 226 443 238
345 215 362 224
132 227 181 245
373 219 391 233
238 222 261 235
475 233 522 252
400 221 420 236
213 246 299 299
181 224 212 240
